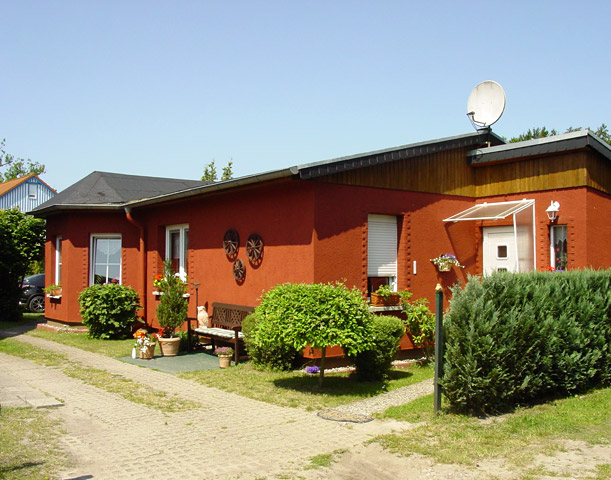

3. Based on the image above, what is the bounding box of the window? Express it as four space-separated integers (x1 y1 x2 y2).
90 235 121 285
367 214 398 293
550 225 568 270
28 183 37 199
55 236 62 285
166 225 188 280
497 245 508 259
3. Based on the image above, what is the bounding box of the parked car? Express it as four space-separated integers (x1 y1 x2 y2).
20 274 45 313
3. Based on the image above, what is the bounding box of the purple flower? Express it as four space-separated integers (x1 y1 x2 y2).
305 366 320 374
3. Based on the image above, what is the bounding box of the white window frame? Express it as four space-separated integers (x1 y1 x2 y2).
55 236 62 285
90 234 122 285
166 224 189 281
28 183 37 199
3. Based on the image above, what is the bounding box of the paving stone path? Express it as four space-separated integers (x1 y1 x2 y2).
0 330 434 480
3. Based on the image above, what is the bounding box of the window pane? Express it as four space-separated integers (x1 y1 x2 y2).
96 239 108 260
107 239 121 263
497 245 508 259
94 265 108 284
552 226 568 270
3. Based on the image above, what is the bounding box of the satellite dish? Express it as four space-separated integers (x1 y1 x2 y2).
467 80 506 128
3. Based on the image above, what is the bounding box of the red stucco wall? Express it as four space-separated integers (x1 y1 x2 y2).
44 179 609 328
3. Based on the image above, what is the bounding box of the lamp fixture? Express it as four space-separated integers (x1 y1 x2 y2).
546 201 560 221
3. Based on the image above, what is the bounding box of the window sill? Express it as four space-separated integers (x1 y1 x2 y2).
368 305 402 312
46 294 62 299
152 291 190 298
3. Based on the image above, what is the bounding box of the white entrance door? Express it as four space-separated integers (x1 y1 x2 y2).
483 226 517 275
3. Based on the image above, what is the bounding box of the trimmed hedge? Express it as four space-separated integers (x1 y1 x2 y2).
443 270 611 414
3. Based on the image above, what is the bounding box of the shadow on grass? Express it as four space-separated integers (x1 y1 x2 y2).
0 314 45 336
273 368 414 397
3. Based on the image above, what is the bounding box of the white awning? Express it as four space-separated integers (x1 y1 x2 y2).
443 199 534 222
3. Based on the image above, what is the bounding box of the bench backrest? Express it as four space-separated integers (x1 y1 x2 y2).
211 302 254 330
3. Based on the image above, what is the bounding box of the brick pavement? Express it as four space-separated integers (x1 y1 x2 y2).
2 333 403 480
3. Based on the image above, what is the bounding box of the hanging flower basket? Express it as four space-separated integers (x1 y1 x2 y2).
430 254 463 272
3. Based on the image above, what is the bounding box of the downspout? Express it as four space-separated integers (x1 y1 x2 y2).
124 207 147 323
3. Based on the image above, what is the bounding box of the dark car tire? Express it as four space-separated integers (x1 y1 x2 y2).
28 295 45 313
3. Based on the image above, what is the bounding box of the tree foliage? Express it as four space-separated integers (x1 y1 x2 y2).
201 159 233 181
0 138 46 182
509 123 610 145
246 282 374 386
0 209 46 321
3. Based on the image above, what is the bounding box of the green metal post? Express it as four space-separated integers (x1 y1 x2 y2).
434 283 444 414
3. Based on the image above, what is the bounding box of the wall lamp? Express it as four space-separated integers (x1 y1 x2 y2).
546 201 560 222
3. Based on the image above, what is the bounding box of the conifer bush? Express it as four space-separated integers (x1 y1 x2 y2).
443 270 611 414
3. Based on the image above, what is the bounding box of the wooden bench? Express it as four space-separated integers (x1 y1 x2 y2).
192 302 254 365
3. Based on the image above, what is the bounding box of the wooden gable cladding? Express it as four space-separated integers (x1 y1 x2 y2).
314 147 478 197
313 147 609 197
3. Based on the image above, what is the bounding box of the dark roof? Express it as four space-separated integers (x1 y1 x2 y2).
298 130 505 179
467 130 611 165
30 131 505 216
30 171 209 216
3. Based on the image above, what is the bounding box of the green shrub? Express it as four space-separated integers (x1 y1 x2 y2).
247 282 374 379
443 270 611 414
78 284 142 339
242 312 298 370
351 315 405 381
402 296 435 359
156 260 188 337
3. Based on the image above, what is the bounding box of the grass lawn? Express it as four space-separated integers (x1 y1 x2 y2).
179 361 434 410
27 328 134 358
374 387 611 472
0 407 68 480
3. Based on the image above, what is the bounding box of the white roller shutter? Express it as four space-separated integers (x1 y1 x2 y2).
367 214 397 277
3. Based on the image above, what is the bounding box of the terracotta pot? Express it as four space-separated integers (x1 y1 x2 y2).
158 337 181 356
218 355 232 368
370 292 401 306
139 344 156 359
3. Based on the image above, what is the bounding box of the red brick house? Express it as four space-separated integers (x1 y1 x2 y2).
31 130 611 337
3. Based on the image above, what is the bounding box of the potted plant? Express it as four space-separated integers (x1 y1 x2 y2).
44 284 62 297
214 346 234 368
133 329 157 359
155 260 188 356
152 273 165 294
370 284 401 306
430 253 463 272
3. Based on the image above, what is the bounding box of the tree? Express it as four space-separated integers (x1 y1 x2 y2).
509 124 610 145
201 159 234 181
0 208 46 321
0 138 46 182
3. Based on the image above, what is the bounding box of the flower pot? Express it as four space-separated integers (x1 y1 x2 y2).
47 287 62 297
370 292 401 306
437 263 452 272
158 337 181 356
139 343 156 359
218 355 232 368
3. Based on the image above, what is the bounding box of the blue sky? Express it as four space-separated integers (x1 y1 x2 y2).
2 0 610 192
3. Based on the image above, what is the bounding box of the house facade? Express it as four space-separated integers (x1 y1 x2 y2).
31 130 611 335
0 174 56 211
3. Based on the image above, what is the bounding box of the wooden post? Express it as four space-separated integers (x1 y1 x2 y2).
434 283 444 414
